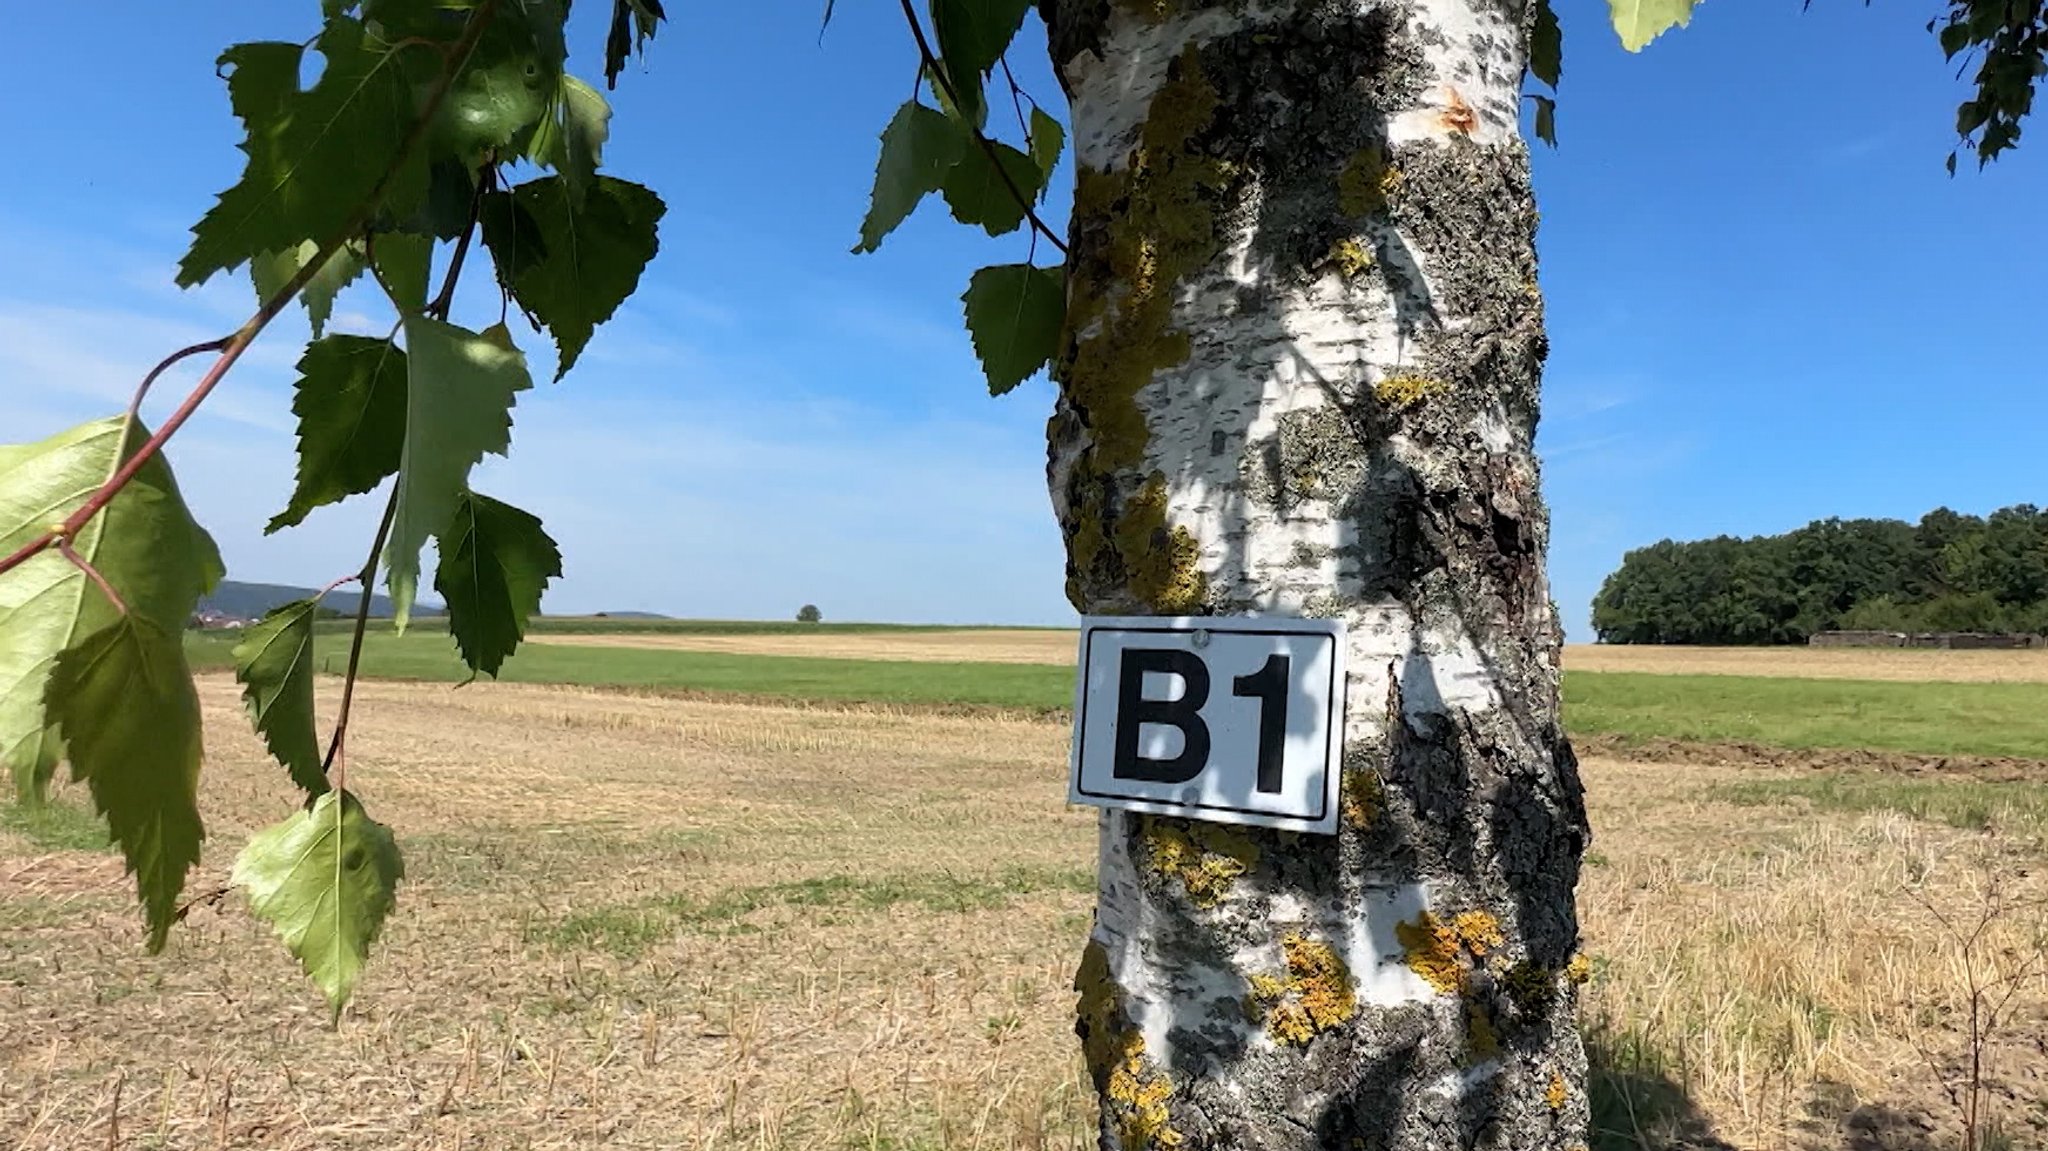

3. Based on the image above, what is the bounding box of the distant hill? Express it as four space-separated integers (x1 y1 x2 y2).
199 580 443 622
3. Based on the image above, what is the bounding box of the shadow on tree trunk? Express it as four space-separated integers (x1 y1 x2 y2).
1584 1020 1737 1151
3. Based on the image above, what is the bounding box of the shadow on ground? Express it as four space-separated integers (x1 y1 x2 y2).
1586 1021 1738 1151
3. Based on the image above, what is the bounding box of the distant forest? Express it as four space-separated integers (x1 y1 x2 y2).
1591 506 2048 645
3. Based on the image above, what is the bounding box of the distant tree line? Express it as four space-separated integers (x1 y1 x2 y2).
1592 506 2048 644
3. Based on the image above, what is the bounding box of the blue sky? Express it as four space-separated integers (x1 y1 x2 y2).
2 2 2042 639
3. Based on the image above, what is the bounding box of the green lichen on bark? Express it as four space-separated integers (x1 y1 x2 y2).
1337 145 1399 217
1057 45 1235 611
1076 939 1184 1148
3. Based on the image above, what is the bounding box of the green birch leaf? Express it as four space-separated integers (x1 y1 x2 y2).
962 263 1065 396
524 75 612 204
45 616 206 952
929 0 1030 126
269 336 409 533
1530 94 1558 148
1531 0 1562 89
1607 0 1702 52
384 317 531 629
924 61 988 131
252 240 369 339
231 598 327 797
180 18 437 287
373 232 435 313
233 789 403 1022
941 141 1041 237
0 419 222 804
853 101 967 254
479 176 665 380
434 491 562 678
1028 106 1065 191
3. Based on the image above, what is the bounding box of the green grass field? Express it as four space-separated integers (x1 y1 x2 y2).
188 629 1076 712
1563 671 2048 760
186 629 2048 760
296 616 1061 638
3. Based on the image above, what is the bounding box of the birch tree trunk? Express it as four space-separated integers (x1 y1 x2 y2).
1042 2 1590 1147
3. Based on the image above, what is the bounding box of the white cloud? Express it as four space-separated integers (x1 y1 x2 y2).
0 276 1076 627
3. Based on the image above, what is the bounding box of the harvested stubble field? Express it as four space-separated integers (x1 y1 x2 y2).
3 657 2046 1149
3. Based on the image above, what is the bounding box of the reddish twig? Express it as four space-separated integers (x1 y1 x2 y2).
58 540 128 616
896 0 1068 257
127 338 232 424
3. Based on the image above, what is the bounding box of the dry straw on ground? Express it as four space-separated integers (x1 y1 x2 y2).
1 677 2042 1149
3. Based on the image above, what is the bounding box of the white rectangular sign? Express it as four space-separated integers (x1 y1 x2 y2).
1068 615 1349 835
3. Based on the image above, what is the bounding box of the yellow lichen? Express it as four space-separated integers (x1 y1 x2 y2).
1339 770 1382 828
1285 933 1357 1032
1452 911 1504 958
1247 931 1358 1047
1546 1071 1569 1111
1337 146 1402 217
1142 817 1259 907
1395 910 1503 995
1076 940 1183 1149
1326 236 1374 279
1565 953 1593 985
1116 0 1173 22
1373 372 1448 409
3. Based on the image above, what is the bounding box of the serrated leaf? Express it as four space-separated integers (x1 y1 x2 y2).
233 789 402 1022
435 491 561 677
929 0 1031 127
1530 0 1562 89
45 616 206 952
853 101 968 254
231 599 327 797
479 176 664 379
385 317 531 629
374 232 435 313
524 75 611 204
180 19 437 287
253 240 369 339
1606 0 1701 52
942 141 1041 237
1 419 222 805
924 62 988 132
270 336 409 533
962 263 1065 396
1529 94 1558 147
1028 107 1065 192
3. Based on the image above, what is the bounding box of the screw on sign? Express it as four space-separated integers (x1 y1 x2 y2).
1068 616 1349 835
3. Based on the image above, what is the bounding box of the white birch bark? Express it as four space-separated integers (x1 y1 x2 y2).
1046 2 1591 1147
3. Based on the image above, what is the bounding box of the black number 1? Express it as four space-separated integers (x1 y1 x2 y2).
1233 654 1290 794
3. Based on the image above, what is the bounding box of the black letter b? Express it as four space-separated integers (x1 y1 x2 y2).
1112 648 1211 784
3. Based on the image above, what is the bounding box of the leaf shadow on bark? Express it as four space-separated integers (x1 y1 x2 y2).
1058 6 1732 1146
1131 262 1740 1151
